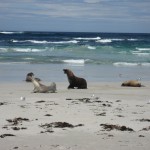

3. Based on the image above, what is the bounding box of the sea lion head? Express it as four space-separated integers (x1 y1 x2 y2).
27 72 34 77
63 69 74 77
63 69 68 74
26 72 34 82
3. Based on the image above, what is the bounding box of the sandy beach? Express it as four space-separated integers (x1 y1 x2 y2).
0 81 150 150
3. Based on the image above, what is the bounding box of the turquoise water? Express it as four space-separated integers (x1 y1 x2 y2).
0 31 150 66
0 31 150 82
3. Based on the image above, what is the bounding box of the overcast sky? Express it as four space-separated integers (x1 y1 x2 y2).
0 0 150 33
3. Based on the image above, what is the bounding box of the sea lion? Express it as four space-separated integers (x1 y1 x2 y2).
121 80 142 87
63 69 87 89
30 76 56 93
26 72 41 82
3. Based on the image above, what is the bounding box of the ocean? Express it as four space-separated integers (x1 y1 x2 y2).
0 31 150 83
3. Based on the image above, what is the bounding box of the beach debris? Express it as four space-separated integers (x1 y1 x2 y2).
0 102 7 106
20 96 26 101
40 129 54 133
44 114 52 117
91 94 95 99
116 115 124 117
66 97 113 108
35 100 46 103
66 98 91 103
136 119 150 122
11 127 27 131
100 124 134 131
0 134 15 138
13 147 19 149
139 135 145 137
141 126 150 131
77 98 91 103
52 122 73 128
11 127 20 131
147 100 150 104
136 105 144 107
66 98 73 100
96 112 106 116
6 117 29 126
40 122 84 133
102 103 112 107
20 105 27 108
94 100 102 103
40 122 84 128
116 100 122 102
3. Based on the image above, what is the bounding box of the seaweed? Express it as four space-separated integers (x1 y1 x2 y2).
100 124 134 131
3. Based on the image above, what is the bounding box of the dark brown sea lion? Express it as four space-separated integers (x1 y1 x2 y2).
30 76 56 93
26 72 41 82
121 80 142 87
63 69 87 89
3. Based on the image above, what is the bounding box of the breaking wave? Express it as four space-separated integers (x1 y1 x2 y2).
113 62 150 67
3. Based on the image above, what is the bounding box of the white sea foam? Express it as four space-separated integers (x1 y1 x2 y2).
74 37 101 40
0 48 8 52
0 62 29 65
87 46 96 50
111 38 124 41
128 38 138 41
11 39 78 44
12 40 19 43
113 62 138 67
14 48 42 52
0 31 23 34
63 59 85 64
23 58 35 60
50 40 78 44
12 40 48 43
96 39 112 43
132 52 150 56
113 62 150 67
132 48 150 56
0 32 14 34
136 48 150 51
27 40 48 44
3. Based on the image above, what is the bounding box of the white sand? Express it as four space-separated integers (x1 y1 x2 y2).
0 81 150 150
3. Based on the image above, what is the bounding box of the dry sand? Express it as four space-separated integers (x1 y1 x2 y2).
0 81 150 150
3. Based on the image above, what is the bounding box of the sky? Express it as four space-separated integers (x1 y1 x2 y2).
0 0 150 33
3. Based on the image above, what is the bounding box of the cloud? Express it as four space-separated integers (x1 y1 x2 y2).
84 0 101 3
0 0 150 22
0 0 150 32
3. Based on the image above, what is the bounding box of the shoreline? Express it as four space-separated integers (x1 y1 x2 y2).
0 82 150 150
0 63 150 83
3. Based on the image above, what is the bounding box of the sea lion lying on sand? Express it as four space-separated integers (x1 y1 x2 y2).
121 80 142 87
63 69 87 89
26 72 41 82
30 76 56 93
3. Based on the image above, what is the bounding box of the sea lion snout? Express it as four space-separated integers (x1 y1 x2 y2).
63 69 67 74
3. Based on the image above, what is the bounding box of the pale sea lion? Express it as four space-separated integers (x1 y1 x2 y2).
121 80 142 87
30 76 56 93
63 69 87 89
